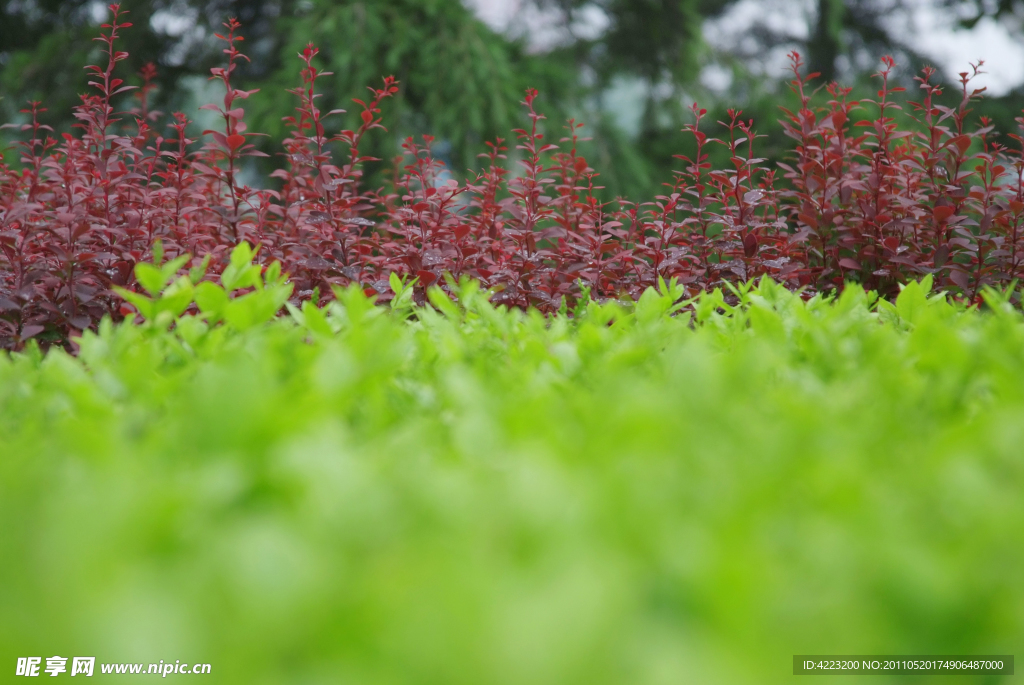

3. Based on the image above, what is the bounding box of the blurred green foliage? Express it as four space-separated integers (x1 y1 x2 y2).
242 0 530 170
4 0 1024 201
13 0 1012 201
0 247 1021 682
0 0 538 173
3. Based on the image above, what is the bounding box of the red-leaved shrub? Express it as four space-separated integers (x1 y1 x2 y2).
4 5 1024 349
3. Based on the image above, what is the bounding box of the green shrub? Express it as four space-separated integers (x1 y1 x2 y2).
1 261 1021 683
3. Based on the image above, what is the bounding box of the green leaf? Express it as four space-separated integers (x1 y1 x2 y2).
160 254 190 284
134 263 167 297
190 255 212 285
635 286 666 324
264 261 283 286
301 300 333 336
195 282 229 321
156 276 195 319
229 242 254 270
112 287 155 320
896 279 929 325
427 285 461 320
151 239 164 267
389 272 405 297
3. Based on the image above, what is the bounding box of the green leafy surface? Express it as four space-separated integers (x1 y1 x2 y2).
1 273 1022 683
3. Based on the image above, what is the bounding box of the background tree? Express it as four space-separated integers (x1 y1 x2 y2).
0 0 540 170
3 0 1023 199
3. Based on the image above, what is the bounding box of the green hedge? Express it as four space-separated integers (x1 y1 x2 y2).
1 269 1022 683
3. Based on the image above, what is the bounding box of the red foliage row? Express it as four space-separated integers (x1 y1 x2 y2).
4 5 1024 349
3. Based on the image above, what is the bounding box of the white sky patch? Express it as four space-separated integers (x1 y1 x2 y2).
149 4 204 67
465 0 609 52
467 0 1024 93
705 0 813 42
899 0 1024 95
602 75 648 138
703 0 1024 94
150 8 200 38
88 1 109 24
700 63 734 94
702 0 813 88
467 0 520 31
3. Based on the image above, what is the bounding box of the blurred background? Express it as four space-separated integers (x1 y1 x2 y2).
3 0 1024 200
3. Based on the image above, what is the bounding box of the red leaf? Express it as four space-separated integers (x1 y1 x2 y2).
798 212 818 230
932 206 956 223
21 325 45 340
226 134 246 151
360 110 373 125
950 135 971 155
743 233 758 258
949 269 971 290
839 258 861 271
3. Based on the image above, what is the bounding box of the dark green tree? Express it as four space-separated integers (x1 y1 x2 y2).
241 0 536 170
807 0 845 83
1 1 542 167
5 0 1011 200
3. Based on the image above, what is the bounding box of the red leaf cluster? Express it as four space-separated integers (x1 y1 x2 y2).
4 9 1024 349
